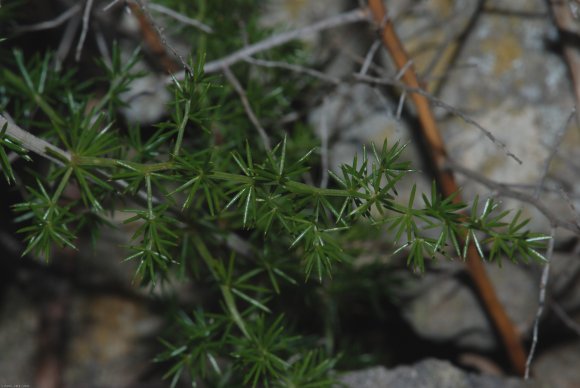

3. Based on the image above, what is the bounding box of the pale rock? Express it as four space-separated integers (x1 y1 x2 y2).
397 260 538 350
339 359 540 388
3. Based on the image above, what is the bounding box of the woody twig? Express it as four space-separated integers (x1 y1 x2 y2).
367 0 527 375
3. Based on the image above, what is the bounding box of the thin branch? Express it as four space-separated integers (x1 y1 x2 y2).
533 108 575 198
54 13 81 71
127 0 184 73
319 98 330 189
235 51 523 165
1 115 71 166
75 0 95 62
368 0 526 374
102 0 122 12
525 226 556 379
549 1 580 122
551 300 580 337
353 73 522 164
359 39 382 75
243 57 341 85
447 159 580 234
557 185 580 226
94 24 112 68
169 8 369 81
148 2 214 34
239 55 522 166
0 113 254 258
14 4 81 33
396 91 406 120
222 66 271 151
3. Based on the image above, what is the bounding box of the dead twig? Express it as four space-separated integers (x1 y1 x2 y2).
368 0 527 375
15 4 81 33
353 73 522 164
525 226 556 379
75 0 95 62
55 13 81 71
170 8 369 82
222 66 271 151
319 98 330 188
243 57 341 85
127 0 183 73
533 108 576 198
551 300 580 337
447 159 580 234
549 1 580 121
102 0 122 12
148 2 213 34
359 39 382 75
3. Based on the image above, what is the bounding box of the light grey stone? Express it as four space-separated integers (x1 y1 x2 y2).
339 359 542 388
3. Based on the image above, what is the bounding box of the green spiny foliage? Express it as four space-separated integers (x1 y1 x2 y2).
0 1 548 386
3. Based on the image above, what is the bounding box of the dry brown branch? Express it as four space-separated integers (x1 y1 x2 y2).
127 1 182 73
368 0 527 375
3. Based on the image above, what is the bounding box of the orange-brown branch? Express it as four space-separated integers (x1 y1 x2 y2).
127 1 180 73
367 0 526 375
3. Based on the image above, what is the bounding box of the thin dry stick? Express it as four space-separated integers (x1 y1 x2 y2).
127 0 183 73
448 160 580 234
319 98 330 189
243 57 341 84
533 108 576 199
102 0 122 12
359 39 382 75
75 0 95 61
551 300 580 336
15 4 81 33
169 8 369 82
222 66 271 151
557 186 580 226
525 109 576 377
525 226 556 379
243 56 521 162
353 73 522 164
148 2 214 34
368 0 527 374
549 1 580 122
55 14 81 71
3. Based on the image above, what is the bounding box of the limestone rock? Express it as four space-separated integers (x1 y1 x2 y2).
339 359 541 388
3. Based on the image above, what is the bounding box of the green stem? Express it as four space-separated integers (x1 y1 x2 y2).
145 174 154 218
43 166 73 221
52 167 73 203
75 157 371 201
192 235 250 339
173 102 191 158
